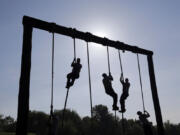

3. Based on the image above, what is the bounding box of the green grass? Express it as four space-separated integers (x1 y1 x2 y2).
0 132 35 135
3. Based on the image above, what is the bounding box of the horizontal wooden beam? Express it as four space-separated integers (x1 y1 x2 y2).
23 16 153 55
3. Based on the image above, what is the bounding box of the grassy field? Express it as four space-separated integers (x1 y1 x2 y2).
0 132 35 135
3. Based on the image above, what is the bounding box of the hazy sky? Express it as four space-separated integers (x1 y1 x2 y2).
0 0 180 124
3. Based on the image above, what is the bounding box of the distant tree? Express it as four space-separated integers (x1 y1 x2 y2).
54 109 82 135
0 115 16 132
28 111 49 135
123 119 143 135
4 116 14 125
1 105 180 135
92 104 116 135
82 116 100 135
164 120 180 135
0 114 4 131
4 116 16 132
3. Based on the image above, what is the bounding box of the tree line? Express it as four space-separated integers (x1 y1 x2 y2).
0 104 180 135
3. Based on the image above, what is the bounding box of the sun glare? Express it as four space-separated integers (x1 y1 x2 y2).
93 29 108 38
90 29 109 50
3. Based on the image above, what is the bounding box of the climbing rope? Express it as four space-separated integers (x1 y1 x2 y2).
48 32 55 134
73 38 76 60
107 46 111 74
118 50 125 135
86 42 93 118
118 50 124 79
50 32 55 116
62 38 77 128
62 88 70 128
106 46 117 120
137 54 146 112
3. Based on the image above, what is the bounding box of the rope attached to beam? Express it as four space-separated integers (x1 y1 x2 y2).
62 38 77 128
48 32 55 135
137 54 146 112
50 32 55 116
73 38 76 60
107 46 111 74
118 50 124 79
86 42 93 118
118 50 126 135
106 46 117 120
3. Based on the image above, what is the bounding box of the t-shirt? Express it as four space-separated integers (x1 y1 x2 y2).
122 82 130 94
139 114 149 125
103 76 113 90
72 63 82 74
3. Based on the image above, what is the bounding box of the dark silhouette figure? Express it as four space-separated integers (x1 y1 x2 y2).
102 73 119 110
137 111 153 135
119 73 130 113
66 58 82 89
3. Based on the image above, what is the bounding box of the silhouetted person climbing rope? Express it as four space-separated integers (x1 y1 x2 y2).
137 111 153 135
66 58 82 89
102 73 119 110
119 73 130 113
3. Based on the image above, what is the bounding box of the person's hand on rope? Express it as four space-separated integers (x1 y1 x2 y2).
71 58 76 65
109 72 113 80
120 73 124 82
73 58 76 62
109 72 112 77
144 110 150 117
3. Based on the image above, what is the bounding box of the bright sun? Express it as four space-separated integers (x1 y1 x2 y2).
91 29 109 50
93 29 108 38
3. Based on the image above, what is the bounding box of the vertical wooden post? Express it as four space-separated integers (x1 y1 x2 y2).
147 55 164 135
16 25 32 135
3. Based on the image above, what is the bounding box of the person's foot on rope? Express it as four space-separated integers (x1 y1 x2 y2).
112 105 119 111
119 108 126 113
66 84 70 89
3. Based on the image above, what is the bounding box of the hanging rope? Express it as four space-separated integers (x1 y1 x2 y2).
137 54 146 112
115 111 117 121
62 88 70 128
118 50 124 79
118 50 126 135
50 32 55 116
122 113 125 135
86 42 93 118
62 38 77 128
73 38 76 60
107 46 111 74
106 46 117 120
